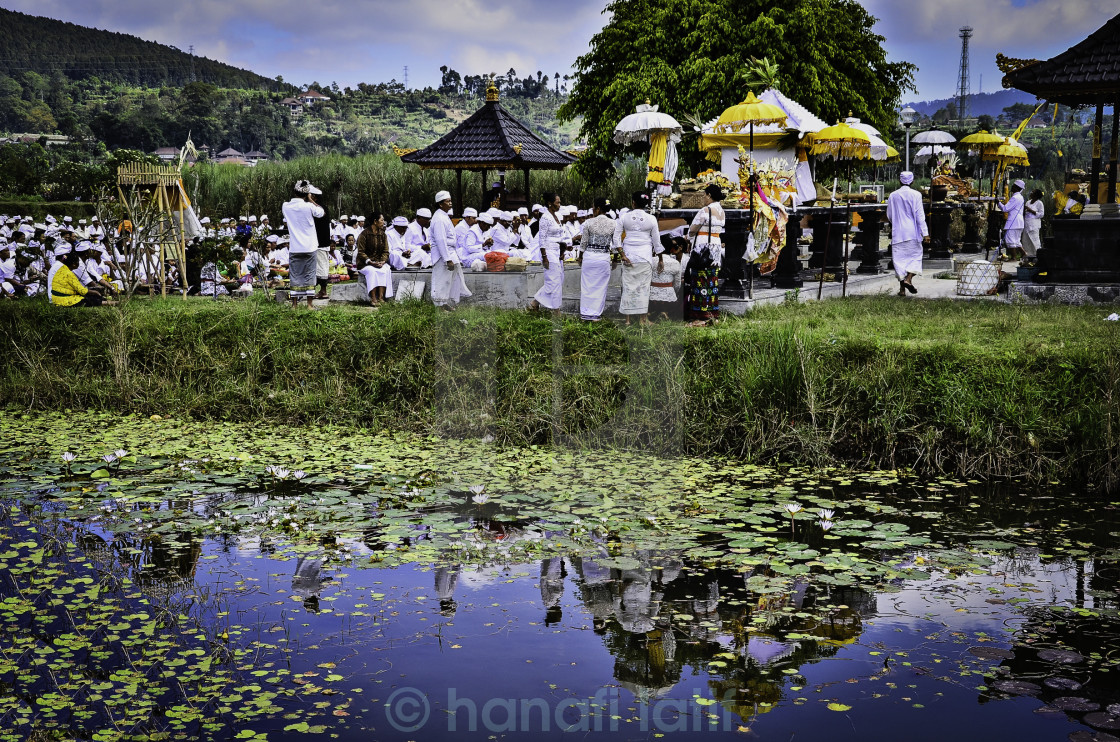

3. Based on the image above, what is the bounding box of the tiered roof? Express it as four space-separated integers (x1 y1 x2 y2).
401 83 575 171
1002 12 1120 104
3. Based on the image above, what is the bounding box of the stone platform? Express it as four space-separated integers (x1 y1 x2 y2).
1007 282 1120 305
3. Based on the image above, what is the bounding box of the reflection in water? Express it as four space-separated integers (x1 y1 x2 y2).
977 556 1120 734
565 550 874 726
541 558 565 626
435 564 460 616
293 555 325 613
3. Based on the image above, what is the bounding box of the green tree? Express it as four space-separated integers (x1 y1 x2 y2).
558 0 915 182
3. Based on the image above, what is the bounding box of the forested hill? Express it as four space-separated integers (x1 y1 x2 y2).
0 7 285 90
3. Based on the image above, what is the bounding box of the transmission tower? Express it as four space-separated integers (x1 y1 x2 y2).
957 27 973 123
403 66 409 89
188 45 196 83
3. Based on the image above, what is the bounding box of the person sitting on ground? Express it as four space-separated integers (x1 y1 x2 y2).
355 212 395 305
50 246 102 307
458 210 489 267
386 217 413 270
403 210 434 269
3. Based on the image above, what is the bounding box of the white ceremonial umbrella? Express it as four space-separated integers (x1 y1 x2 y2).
614 102 684 200
912 129 957 145
613 101 683 144
842 116 889 161
913 144 954 164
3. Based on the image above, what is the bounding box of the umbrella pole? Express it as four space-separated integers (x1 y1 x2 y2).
817 194 834 301
842 160 853 297
748 122 754 301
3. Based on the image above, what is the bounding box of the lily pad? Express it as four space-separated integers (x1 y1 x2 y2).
1038 649 1085 665
1053 697 1101 712
992 680 1042 695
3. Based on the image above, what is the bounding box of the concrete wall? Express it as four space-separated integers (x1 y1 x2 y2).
280 263 626 311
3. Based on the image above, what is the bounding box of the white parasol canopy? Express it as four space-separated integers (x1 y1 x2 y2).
913 144 954 164
613 102 683 145
842 116 889 161
912 129 957 145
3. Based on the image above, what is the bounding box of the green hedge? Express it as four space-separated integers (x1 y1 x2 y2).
1 296 1118 492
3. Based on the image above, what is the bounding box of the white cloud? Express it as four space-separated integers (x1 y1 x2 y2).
0 0 606 88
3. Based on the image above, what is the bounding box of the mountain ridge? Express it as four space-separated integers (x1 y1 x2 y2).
0 7 286 91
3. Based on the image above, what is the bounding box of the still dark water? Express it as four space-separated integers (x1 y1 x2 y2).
0 412 1117 741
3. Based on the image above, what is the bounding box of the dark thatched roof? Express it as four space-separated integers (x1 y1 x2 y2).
401 89 575 171
1002 12 1120 104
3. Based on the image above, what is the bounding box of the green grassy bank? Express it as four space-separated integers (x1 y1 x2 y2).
1 296 1118 492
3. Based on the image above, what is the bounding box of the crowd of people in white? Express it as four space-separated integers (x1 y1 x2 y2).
2 182 729 324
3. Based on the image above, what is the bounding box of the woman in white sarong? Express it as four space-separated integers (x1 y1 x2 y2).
614 192 660 325
578 198 616 321
355 213 394 305
528 192 567 314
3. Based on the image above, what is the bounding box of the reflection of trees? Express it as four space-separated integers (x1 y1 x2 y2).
570 551 873 726
978 560 1120 732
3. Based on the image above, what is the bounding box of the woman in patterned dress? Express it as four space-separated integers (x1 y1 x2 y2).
684 184 725 325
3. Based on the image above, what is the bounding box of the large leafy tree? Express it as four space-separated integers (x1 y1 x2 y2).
559 0 916 183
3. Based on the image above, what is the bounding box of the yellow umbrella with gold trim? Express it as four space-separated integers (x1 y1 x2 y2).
714 92 788 300
806 122 874 298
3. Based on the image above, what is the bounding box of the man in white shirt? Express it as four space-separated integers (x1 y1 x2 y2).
455 207 478 252
386 216 418 269
281 180 326 308
490 213 519 254
429 191 471 309
885 171 929 296
1000 179 1026 262
404 210 434 269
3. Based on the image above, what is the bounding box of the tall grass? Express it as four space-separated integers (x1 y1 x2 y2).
2 297 1118 492
183 154 647 220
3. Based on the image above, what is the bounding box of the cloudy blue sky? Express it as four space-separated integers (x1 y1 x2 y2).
1 0 1116 103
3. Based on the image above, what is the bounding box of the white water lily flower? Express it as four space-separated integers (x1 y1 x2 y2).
785 502 802 514
114 450 128 459
819 508 834 520
102 453 117 464
472 494 490 505
61 452 76 463
273 467 290 479
819 520 834 531
292 470 307 480
469 484 485 495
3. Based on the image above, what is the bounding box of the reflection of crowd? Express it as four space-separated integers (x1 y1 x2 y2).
428 546 874 717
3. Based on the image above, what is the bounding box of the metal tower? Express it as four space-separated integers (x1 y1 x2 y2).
957 27 973 123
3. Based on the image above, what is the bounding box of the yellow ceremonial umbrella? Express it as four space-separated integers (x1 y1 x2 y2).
714 92 788 300
984 137 1029 167
714 92 788 133
958 130 1009 225
808 122 874 298
885 146 901 163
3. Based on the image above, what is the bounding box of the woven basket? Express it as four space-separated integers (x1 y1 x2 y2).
679 183 703 192
680 191 707 209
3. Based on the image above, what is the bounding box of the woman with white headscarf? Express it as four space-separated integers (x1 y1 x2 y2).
885 171 928 296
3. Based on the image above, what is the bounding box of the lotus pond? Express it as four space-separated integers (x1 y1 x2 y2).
1 411 1118 742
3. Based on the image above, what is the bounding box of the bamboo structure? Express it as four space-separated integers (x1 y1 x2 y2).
117 162 190 298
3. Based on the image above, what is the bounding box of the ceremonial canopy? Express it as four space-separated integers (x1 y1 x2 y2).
400 81 575 208
1001 11 1120 202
